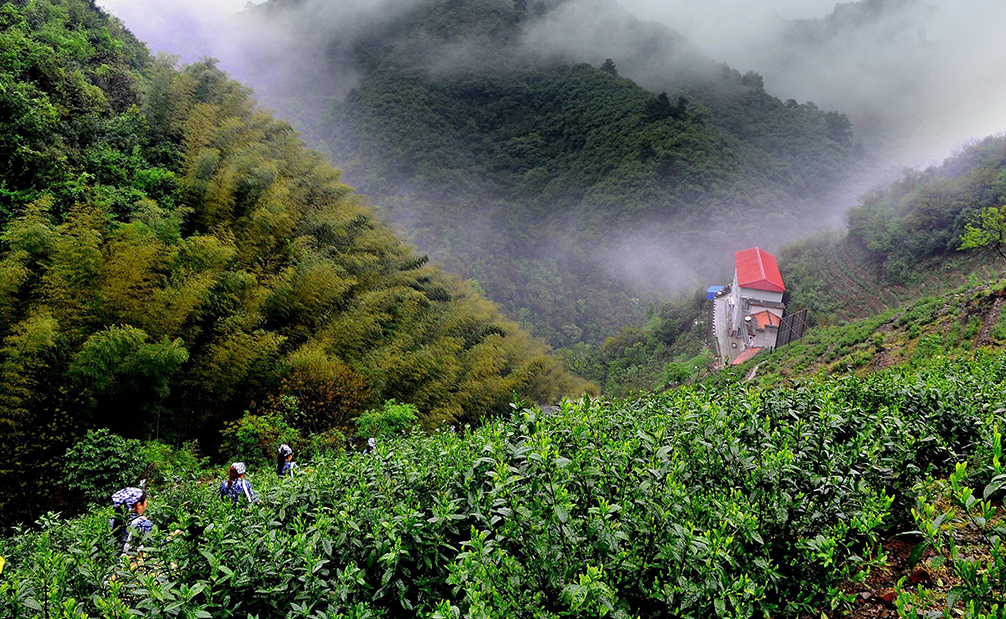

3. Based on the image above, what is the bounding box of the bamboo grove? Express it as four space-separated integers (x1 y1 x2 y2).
0 0 591 525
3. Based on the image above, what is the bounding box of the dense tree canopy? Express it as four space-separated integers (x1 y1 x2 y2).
0 0 590 526
238 0 866 353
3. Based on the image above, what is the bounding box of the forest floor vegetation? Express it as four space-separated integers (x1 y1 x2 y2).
4 354 1006 618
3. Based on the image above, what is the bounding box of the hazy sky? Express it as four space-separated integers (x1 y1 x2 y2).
619 0 1006 167
93 0 1006 295
95 0 1006 237
98 0 1006 172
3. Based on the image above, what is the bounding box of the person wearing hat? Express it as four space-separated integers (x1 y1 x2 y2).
110 487 152 554
365 437 377 454
219 462 258 504
276 443 299 477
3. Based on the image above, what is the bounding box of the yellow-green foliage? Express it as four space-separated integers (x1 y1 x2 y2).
0 0 592 526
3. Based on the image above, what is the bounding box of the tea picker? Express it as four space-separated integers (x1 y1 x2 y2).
276 443 299 477
219 462 258 504
110 487 152 554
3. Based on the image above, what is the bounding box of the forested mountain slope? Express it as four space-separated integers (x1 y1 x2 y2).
564 134 1006 396
239 0 865 349
0 0 589 526
781 134 1006 322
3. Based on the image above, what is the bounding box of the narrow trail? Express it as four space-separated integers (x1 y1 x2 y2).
976 296 1005 348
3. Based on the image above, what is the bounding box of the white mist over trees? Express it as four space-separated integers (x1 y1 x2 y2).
620 0 1006 168
103 0 1006 170
93 0 1006 363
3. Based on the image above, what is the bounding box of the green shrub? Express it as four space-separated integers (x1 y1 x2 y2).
355 400 419 439
993 309 1006 341
897 449 1006 618
663 350 714 385
305 427 347 460
9 356 1006 618
913 333 944 362
62 429 146 508
219 412 302 468
138 440 207 486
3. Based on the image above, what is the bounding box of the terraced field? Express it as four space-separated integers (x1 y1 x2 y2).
785 237 1001 324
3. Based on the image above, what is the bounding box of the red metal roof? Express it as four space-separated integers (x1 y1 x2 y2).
735 247 785 293
750 311 781 329
732 347 763 366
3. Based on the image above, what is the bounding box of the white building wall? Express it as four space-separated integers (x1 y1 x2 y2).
738 287 784 304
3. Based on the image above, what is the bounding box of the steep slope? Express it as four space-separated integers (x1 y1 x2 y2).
580 134 1006 396
781 134 1006 322
233 0 865 349
0 0 590 527
5 352 1006 617
714 277 1006 390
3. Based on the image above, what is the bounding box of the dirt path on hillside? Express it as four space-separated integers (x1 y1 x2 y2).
976 296 1005 347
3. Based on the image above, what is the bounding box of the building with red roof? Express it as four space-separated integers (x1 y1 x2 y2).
712 247 787 365
734 248 785 293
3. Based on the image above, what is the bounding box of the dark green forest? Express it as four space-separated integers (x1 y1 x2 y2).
779 135 1006 321
0 0 591 526
240 0 864 354
587 135 1006 395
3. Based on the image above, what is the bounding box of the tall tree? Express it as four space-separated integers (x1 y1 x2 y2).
959 206 1006 263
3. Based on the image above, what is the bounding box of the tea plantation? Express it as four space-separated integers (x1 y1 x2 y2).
3 355 1006 618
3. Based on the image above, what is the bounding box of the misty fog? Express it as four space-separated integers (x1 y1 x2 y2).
102 0 1006 169
97 0 1006 303
619 0 1006 168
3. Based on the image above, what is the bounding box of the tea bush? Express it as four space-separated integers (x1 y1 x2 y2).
219 412 304 468
4 355 1006 618
354 400 419 439
62 429 146 508
897 440 1006 619
138 441 208 487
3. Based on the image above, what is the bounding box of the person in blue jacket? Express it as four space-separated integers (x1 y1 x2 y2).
110 487 152 554
276 443 299 477
219 462 258 504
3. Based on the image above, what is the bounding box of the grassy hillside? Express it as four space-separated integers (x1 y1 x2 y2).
241 0 864 351
4 356 1006 617
780 135 1006 323
716 276 1006 391
582 134 1006 397
0 0 591 528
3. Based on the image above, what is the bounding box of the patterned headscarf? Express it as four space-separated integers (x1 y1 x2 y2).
278 444 292 457
111 487 145 509
232 462 246 475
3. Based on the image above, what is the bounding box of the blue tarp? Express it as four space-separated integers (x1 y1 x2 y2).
706 285 725 300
